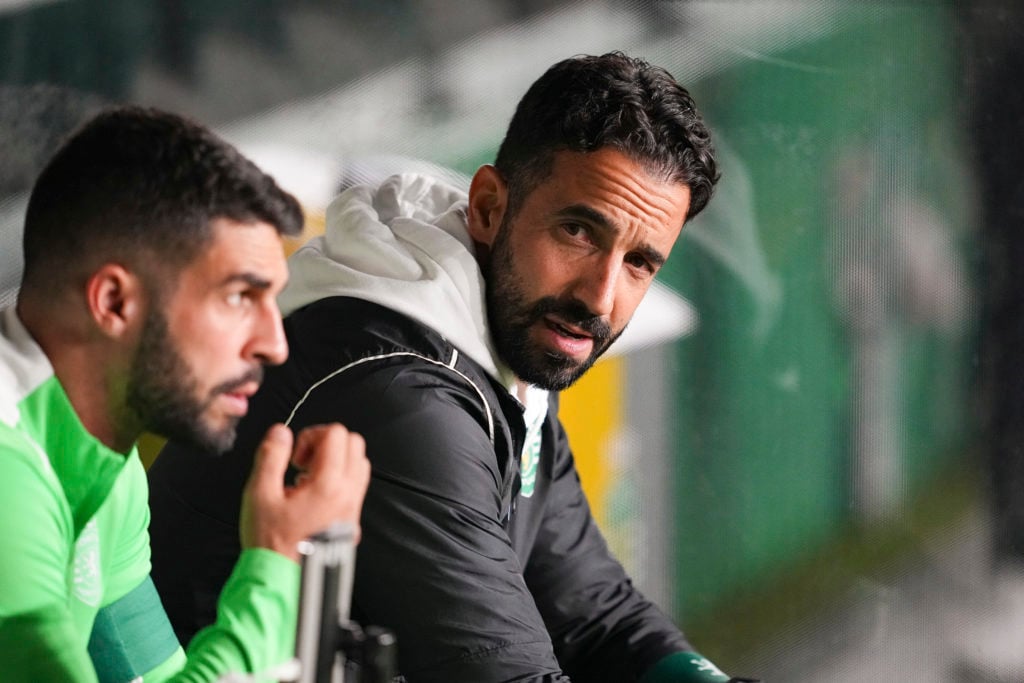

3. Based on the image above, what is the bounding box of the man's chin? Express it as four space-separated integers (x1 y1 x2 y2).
517 354 592 392
159 416 239 455
200 417 242 455
497 330 605 391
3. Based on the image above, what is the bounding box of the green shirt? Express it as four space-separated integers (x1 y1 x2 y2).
0 306 300 682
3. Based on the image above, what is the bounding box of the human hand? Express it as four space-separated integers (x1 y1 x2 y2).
240 423 370 561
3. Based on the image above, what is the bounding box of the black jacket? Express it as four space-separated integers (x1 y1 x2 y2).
148 296 692 682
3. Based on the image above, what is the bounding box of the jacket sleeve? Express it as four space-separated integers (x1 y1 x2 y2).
521 402 695 682
66 449 300 683
162 548 300 682
86 548 298 683
291 357 572 682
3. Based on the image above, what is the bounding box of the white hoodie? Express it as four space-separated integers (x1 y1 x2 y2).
279 173 552 494
280 173 508 383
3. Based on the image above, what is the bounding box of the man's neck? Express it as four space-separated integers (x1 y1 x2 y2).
17 299 138 454
515 379 536 405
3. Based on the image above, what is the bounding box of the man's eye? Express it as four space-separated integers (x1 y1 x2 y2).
626 253 654 273
563 222 586 238
226 292 245 307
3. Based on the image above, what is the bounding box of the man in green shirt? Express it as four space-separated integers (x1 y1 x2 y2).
0 106 370 681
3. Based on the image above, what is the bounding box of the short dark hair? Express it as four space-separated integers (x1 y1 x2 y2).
21 105 303 292
494 52 719 221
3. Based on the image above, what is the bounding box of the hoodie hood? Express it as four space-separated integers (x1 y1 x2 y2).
279 172 511 383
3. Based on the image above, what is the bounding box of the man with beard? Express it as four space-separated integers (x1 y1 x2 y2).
149 53 753 682
0 107 370 681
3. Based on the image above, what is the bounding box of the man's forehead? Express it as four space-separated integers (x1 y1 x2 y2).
186 218 288 281
540 149 690 240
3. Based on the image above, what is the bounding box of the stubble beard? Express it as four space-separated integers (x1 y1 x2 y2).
126 306 260 454
484 222 622 392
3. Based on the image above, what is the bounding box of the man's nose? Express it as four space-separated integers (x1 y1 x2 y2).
250 303 289 366
572 256 618 319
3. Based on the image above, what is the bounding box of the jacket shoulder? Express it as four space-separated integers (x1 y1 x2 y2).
286 296 453 365
283 296 516 427
282 297 524 516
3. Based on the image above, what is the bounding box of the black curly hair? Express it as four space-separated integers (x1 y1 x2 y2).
494 52 719 222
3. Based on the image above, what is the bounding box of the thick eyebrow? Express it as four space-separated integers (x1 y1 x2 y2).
220 272 275 290
555 204 668 268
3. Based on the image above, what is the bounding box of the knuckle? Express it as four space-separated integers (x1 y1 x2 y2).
325 422 348 438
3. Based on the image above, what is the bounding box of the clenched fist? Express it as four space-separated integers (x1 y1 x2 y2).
240 422 370 561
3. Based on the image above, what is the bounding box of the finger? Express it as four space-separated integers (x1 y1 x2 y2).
343 433 371 498
342 431 367 478
290 423 335 471
318 429 369 492
297 424 355 486
246 423 294 499
285 424 346 500
344 450 372 520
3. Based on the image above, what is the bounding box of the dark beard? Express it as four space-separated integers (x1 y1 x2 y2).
485 226 622 391
126 307 261 454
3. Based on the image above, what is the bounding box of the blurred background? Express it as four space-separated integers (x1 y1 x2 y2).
0 1 1020 680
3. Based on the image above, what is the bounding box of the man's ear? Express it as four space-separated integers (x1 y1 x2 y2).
466 164 508 251
85 263 145 339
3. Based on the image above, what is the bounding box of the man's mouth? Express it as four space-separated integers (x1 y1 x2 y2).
217 381 260 416
546 318 593 340
538 316 599 360
223 380 259 398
